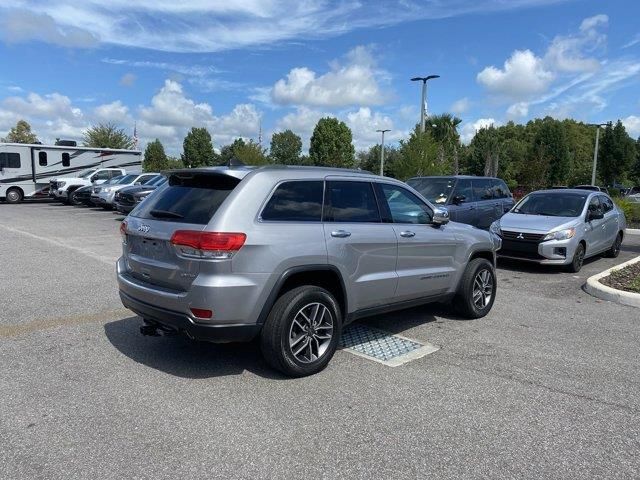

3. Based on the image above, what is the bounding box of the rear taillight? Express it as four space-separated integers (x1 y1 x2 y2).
120 221 127 244
190 308 213 319
170 231 246 259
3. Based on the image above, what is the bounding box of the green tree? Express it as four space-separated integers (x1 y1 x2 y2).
392 127 439 180
468 126 501 178
233 139 269 165
427 114 462 174
599 120 636 186
270 130 302 165
633 137 640 184
182 127 215 167
143 139 171 171
531 117 570 186
82 122 134 149
2 120 39 143
309 117 355 168
356 144 400 176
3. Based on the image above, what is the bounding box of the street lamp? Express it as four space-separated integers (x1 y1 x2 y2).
411 75 440 132
376 129 391 176
588 123 608 186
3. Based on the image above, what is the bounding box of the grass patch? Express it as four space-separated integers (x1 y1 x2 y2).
601 261 640 294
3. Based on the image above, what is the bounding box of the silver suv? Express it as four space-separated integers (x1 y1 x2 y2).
117 166 501 376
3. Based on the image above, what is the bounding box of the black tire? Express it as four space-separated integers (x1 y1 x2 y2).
68 190 81 206
5 187 23 204
260 285 342 377
604 233 623 258
453 258 496 319
565 243 585 273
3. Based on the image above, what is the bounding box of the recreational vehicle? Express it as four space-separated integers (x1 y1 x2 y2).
0 142 141 203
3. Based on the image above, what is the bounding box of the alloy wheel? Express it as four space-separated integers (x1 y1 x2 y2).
472 269 494 309
288 302 334 363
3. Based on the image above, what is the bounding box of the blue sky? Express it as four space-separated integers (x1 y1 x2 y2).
0 0 638 154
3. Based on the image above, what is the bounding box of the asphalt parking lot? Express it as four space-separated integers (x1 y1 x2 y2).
2 202 640 479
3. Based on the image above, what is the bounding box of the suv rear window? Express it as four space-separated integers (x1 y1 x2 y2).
132 173 240 224
261 181 323 222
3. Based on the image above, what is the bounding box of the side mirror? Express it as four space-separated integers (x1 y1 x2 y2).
432 207 450 226
452 195 466 205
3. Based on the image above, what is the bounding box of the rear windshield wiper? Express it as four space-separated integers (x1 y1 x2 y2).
150 209 184 219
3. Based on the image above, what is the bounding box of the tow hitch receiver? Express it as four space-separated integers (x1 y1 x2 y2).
140 320 178 337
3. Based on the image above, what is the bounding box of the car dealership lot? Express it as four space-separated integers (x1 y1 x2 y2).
2 203 640 479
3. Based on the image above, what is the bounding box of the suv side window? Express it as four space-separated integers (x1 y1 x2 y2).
261 181 324 222
492 179 510 199
451 179 473 204
109 170 122 179
377 183 433 224
472 179 495 201
587 196 602 217
325 181 380 223
599 195 614 213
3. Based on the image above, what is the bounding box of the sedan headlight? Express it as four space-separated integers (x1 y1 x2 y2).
103 187 114 193
489 220 501 235
543 227 576 241
58 181 66 188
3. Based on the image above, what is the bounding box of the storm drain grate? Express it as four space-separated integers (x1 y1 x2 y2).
340 323 439 367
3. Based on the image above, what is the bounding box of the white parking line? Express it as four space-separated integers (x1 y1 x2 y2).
0 224 114 266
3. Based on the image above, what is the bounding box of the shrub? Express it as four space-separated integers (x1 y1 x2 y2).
615 198 640 223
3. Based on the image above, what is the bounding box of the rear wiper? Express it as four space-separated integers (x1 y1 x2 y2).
150 209 184 219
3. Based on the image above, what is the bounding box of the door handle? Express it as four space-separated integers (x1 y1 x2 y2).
331 230 351 238
400 231 415 238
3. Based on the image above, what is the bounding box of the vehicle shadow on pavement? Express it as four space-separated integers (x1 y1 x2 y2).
103 316 287 380
497 257 600 274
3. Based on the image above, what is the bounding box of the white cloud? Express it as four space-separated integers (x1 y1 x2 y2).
477 49 555 99
0 1 574 52
140 80 212 128
622 115 640 139
210 104 261 146
275 107 328 150
543 14 606 73
450 97 471 115
94 101 130 124
119 73 136 87
506 102 529 118
271 46 387 107
623 33 640 49
0 10 97 48
460 118 500 144
345 107 404 151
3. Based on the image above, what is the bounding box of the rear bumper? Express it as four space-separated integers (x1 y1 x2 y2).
119 291 261 343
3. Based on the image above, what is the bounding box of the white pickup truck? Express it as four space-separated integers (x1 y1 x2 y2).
50 167 128 204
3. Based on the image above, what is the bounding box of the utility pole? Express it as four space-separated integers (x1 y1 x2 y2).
376 129 390 176
588 123 607 185
411 75 440 132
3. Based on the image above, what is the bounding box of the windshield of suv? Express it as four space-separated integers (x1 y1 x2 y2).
116 174 139 184
147 175 166 187
105 176 124 185
406 177 455 205
512 192 588 217
78 168 97 179
131 173 240 224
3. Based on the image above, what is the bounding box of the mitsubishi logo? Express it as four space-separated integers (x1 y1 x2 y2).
138 224 150 233
517 233 525 240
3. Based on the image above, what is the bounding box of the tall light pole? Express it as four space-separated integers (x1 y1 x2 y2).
411 75 440 132
376 129 390 176
588 123 607 186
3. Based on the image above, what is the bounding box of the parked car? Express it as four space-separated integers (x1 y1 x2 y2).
406 176 514 229
70 175 124 206
50 167 127 204
574 185 609 194
91 172 158 209
115 174 167 214
490 189 626 272
117 166 501 377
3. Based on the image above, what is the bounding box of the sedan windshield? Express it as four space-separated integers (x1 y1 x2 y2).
406 177 455 205
148 175 167 187
105 176 124 185
513 192 588 217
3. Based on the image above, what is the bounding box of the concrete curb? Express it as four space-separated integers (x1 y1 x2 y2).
584 255 640 308
626 228 640 235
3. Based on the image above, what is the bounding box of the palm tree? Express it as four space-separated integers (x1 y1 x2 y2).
427 114 463 174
